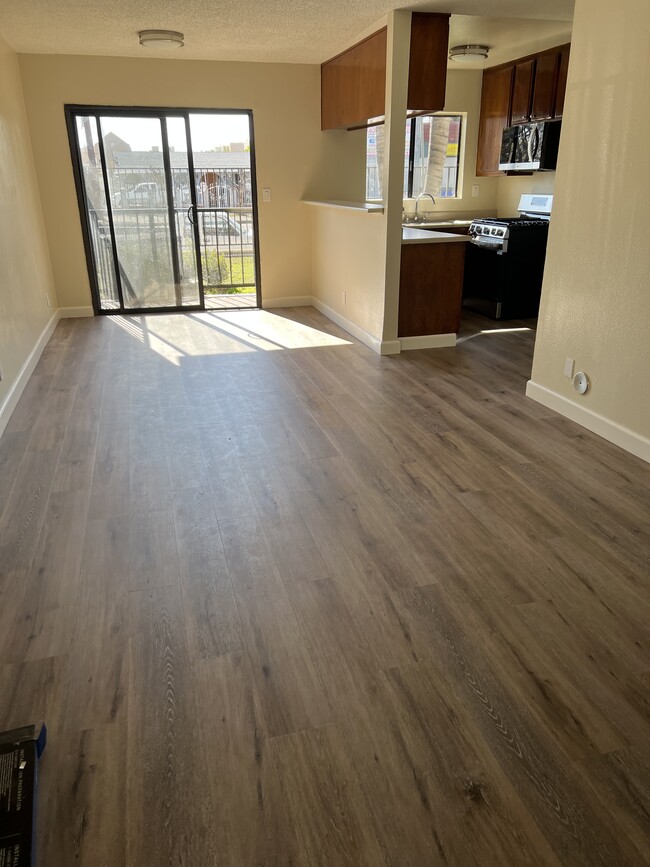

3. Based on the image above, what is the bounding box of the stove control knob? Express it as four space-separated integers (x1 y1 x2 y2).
491 228 498 235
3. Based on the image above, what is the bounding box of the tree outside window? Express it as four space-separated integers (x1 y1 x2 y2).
366 114 462 201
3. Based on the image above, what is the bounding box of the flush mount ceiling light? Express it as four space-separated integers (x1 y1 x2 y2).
138 30 185 48
449 44 489 63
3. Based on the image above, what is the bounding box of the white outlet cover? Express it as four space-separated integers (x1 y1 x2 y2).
573 371 589 395
564 357 575 378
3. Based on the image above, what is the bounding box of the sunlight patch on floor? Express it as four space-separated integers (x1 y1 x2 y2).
108 308 351 360
192 310 352 351
457 326 533 344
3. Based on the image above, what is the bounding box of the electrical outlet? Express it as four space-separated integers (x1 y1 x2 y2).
472 184 480 197
341 291 346 305
0 364 4 382
262 188 271 203
564 357 575 378
45 294 51 308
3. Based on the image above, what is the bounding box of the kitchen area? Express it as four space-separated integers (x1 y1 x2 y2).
307 10 571 358
397 33 568 348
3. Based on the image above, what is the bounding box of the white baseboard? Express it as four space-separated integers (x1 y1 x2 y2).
399 333 456 351
59 306 94 318
0 312 59 439
379 340 402 356
526 380 650 464
262 296 313 309
310 297 393 355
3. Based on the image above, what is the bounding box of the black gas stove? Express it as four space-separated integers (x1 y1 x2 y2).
463 194 553 319
468 217 550 252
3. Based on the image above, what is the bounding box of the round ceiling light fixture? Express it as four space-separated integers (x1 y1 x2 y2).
138 30 185 48
449 44 490 63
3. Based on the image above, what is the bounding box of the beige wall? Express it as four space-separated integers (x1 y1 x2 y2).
18 53 363 309
529 0 650 457
381 10 413 345
0 35 56 426
496 172 555 217
310 207 387 342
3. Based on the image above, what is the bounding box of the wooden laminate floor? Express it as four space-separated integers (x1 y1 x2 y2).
0 307 648 867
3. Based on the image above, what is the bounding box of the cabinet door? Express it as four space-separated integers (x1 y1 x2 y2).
476 65 514 177
321 29 387 130
531 51 559 120
554 45 571 118
398 243 465 337
407 13 449 113
511 59 535 124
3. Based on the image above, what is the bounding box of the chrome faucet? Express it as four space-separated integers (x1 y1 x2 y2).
415 192 436 221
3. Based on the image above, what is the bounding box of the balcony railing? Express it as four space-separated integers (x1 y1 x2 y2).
108 167 253 210
88 204 256 309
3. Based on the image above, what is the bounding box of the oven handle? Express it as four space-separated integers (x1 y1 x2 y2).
470 236 505 251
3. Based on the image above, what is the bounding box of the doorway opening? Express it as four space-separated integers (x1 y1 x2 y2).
66 107 262 314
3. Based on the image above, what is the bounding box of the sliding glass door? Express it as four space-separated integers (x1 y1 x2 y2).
66 107 261 313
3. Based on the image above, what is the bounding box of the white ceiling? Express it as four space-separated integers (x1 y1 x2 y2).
449 15 572 68
0 0 574 65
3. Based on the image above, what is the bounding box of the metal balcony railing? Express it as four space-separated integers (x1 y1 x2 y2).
88 204 256 309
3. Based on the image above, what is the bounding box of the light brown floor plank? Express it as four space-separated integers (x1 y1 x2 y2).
0 309 647 867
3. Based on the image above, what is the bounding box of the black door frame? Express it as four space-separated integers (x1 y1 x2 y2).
65 105 263 315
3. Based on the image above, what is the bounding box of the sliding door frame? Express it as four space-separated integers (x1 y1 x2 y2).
65 104 263 315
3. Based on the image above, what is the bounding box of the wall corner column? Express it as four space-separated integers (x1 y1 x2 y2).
380 10 412 349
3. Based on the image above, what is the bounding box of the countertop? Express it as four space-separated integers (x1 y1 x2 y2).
402 227 471 245
302 199 384 213
403 219 474 229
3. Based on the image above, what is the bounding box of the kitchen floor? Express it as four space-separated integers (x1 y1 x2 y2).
458 309 537 342
0 307 648 866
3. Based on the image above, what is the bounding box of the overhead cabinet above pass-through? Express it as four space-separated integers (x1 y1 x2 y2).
320 13 450 131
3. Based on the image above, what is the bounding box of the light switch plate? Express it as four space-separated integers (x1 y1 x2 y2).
262 188 271 203
564 357 575 378
471 184 480 197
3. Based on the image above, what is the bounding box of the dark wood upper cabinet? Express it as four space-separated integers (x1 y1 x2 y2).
407 13 450 114
531 51 559 120
554 45 571 118
476 42 570 175
321 29 387 131
476 65 513 177
511 60 535 124
321 13 450 131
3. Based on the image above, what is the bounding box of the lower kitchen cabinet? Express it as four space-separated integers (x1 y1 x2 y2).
398 242 466 337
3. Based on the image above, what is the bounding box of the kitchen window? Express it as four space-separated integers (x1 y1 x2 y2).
366 114 463 201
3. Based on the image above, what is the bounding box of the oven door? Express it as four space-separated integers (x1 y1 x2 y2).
462 242 508 319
